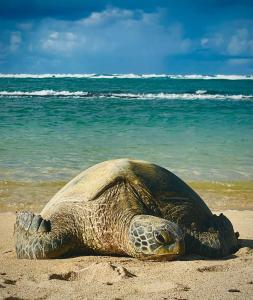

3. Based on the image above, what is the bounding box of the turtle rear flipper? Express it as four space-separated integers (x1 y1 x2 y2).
14 211 78 259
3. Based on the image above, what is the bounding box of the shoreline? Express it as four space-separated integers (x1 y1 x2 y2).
1 179 252 212
0 209 252 299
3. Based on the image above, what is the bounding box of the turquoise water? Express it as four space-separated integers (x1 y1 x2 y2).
0 75 253 184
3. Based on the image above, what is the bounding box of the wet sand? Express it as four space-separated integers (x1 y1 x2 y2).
1 180 253 212
0 210 253 300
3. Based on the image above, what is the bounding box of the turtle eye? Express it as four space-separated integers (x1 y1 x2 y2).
154 230 173 244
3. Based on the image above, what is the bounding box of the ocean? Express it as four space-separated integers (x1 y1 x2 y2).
0 74 252 211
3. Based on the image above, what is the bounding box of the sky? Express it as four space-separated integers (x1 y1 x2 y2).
0 0 253 74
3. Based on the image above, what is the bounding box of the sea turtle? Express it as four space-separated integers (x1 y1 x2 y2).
14 159 239 260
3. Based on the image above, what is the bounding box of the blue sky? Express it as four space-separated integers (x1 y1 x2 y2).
0 0 252 74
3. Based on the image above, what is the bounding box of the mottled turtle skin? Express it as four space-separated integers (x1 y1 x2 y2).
14 159 239 260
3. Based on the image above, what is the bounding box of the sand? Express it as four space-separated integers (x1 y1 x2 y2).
1 180 253 212
0 210 253 300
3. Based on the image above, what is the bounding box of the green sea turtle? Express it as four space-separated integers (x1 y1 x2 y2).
14 159 239 260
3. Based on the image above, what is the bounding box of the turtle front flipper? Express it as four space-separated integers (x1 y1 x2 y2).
185 213 239 258
14 211 78 259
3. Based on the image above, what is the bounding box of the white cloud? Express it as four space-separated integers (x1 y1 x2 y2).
0 42 8 58
227 28 253 55
200 33 224 50
49 32 59 39
201 38 209 46
36 8 191 59
200 22 253 57
65 32 76 41
227 58 253 66
41 31 78 55
10 31 22 52
0 8 193 72
17 22 33 31
79 8 134 26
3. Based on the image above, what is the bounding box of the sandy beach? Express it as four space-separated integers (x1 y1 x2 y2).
1 0 253 299
0 210 252 300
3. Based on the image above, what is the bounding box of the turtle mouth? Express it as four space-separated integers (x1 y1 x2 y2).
151 239 185 260
137 239 185 261
145 253 179 261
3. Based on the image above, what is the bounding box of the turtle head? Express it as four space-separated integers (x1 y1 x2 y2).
128 215 185 260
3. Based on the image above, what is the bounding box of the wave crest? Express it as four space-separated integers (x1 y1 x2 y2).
0 73 252 80
0 90 252 100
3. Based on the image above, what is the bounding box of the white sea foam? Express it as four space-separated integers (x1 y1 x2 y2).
0 90 253 100
195 90 207 94
0 90 89 97
0 74 97 79
115 92 253 100
0 73 252 80
168 74 253 80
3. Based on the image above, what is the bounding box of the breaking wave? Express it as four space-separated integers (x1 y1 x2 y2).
0 73 252 80
0 90 89 97
0 90 253 100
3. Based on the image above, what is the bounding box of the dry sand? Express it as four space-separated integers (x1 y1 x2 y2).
0 210 253 300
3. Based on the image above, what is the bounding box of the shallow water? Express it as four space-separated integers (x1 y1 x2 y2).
0 75 252 210
1 179 252 212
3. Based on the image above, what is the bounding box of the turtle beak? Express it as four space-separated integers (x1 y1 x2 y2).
172 239 185 255
153 239 185 258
